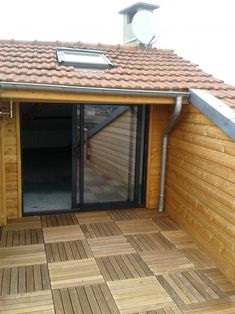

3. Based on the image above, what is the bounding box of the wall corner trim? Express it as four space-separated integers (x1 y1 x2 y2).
189 89 235 141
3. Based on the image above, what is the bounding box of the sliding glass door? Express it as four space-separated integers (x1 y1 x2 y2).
72 104 147 210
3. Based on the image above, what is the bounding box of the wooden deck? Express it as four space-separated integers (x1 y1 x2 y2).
0 209 235 313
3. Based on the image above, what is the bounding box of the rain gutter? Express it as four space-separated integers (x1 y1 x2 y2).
0 82 190 98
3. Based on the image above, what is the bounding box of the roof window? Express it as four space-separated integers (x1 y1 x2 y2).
56 48 113 70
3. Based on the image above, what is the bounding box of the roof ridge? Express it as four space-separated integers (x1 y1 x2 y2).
0 39 174 54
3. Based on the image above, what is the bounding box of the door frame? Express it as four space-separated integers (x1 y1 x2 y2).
71 104 149 212
20 102 149 215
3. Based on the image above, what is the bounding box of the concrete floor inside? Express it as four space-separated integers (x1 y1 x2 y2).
0 208 235 313
23 149 128 213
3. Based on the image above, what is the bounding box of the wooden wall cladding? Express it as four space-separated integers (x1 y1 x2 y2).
0 117 6 225
165 103 235 284
89 110 137 185
146 104 169 208
0 102 21 224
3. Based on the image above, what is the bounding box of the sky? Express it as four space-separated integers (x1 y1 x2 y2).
0 0 234 85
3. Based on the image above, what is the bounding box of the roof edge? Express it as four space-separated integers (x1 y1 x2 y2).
189 89 235 141
0 81 190 98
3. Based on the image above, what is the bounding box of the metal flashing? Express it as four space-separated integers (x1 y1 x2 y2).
189 89 235 141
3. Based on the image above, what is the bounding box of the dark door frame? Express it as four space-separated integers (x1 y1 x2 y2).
71 104 149 212
20 103 149 215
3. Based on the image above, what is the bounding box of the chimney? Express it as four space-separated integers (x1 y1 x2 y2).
119 2 159 46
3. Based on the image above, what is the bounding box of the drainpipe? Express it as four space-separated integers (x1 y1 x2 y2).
158 95 183 212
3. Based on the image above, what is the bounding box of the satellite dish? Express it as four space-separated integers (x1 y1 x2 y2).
132 10 160 46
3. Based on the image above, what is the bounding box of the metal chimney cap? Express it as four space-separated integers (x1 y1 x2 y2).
119 2 159 14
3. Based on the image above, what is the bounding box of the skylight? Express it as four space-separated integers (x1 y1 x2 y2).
56 48 113 70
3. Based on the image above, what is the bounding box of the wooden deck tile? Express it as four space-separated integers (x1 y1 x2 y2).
140 250 195 275
0 244 46 267
76 211 112 224
162 230 196 249
0 228 43 247
88 235 135 257
135 208 167 219
116 219 159 235
96 253 153 281
126 233 175 252
0 290 54 313
5 216 41 230
45 239 93 263
157 270 226 309
48 258 104 289
80 222 122 238
179 248 215 269
181 297 235 313
0 264 50 296
202 268 235 296
108 209 141 221
41 214 78 227
43 225 84 243
153 216 180 231
108 276 176 313
53 283 119 314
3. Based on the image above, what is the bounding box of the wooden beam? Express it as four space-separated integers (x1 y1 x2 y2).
0 90 188 105
0 116 6 225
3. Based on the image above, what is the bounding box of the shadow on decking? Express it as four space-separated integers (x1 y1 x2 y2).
0 208 235 313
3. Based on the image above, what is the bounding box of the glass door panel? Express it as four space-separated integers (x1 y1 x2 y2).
83 105 138 204
72 104 147 210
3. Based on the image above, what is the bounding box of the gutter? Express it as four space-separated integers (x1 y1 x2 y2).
0 82 190 98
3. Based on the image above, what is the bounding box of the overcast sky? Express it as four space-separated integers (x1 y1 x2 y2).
0 0 234 85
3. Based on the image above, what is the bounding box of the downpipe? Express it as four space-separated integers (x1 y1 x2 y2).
158 95 183 212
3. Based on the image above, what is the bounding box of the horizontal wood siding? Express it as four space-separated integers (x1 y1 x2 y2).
165 103 235 284
146 104 169 208
89 110 137 185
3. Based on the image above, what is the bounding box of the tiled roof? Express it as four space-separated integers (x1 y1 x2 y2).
0 39 234 110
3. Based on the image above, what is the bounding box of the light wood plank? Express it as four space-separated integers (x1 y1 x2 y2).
48 258 104 289
43 225 84 243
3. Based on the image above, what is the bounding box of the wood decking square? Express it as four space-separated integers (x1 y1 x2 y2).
48 258 104 289
202 267 235 296
88 235 135 257
162 230 196 249
0 290 54 314
126 232 175 252
108 209 141 221
0 228 44 247
157 270 226 309
80 222 122 238
96 253 153 281
5 216 41 230
76 211 112 224
45 239 93 263
140 250 195 275
41 214 78 227
0 244 46 267
53 283 119 314
108 276 176 313
179 248 215 269
43 225 84 243
0 264 50 296
153 216 180 231
116 219 159 235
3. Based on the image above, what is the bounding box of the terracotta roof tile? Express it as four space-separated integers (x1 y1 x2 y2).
0 39 234 111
